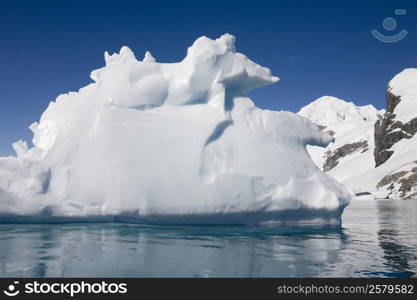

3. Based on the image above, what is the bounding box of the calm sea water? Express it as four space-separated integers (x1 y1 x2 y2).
0 199 416 277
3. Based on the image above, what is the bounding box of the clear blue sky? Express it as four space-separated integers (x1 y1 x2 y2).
1 0 416 156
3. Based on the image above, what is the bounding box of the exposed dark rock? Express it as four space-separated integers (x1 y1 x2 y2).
323 140 368 172
374 91 417 167
377 163 417 199
355 191 371 196
377 171 408 189
398 172 417 198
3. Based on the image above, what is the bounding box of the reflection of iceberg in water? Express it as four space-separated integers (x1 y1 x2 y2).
375 201 417 277
1 200 416 277
0 224 345 277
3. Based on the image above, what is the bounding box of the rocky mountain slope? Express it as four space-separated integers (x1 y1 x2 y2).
374 69 417 168
299 69 417 199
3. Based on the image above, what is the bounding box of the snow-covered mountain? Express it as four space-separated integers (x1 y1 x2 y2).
299 69 417 199
298 96 383 182
0 34 350 225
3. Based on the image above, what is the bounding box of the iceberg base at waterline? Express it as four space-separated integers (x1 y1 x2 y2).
0 34 350 225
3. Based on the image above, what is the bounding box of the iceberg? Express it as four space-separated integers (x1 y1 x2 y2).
0 34 350 225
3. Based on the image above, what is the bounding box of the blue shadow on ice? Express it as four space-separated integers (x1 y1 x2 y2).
0 206 347 226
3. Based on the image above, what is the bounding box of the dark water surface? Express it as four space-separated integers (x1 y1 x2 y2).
0 199 416 277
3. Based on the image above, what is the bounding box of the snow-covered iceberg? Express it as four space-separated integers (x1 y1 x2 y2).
0 34 350 225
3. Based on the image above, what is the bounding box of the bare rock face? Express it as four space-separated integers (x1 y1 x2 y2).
376 170 408 189
373 78 417 198
374 92 417 167
323 140 368 172
376 162 417 199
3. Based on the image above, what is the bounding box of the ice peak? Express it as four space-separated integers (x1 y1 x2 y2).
143 51 156 62
185 34 231 60
182 34 278 94
104 46 137 66
217 33 236 51
91 34 278 108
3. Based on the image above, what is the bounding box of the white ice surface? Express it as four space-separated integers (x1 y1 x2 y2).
0 34 350 225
